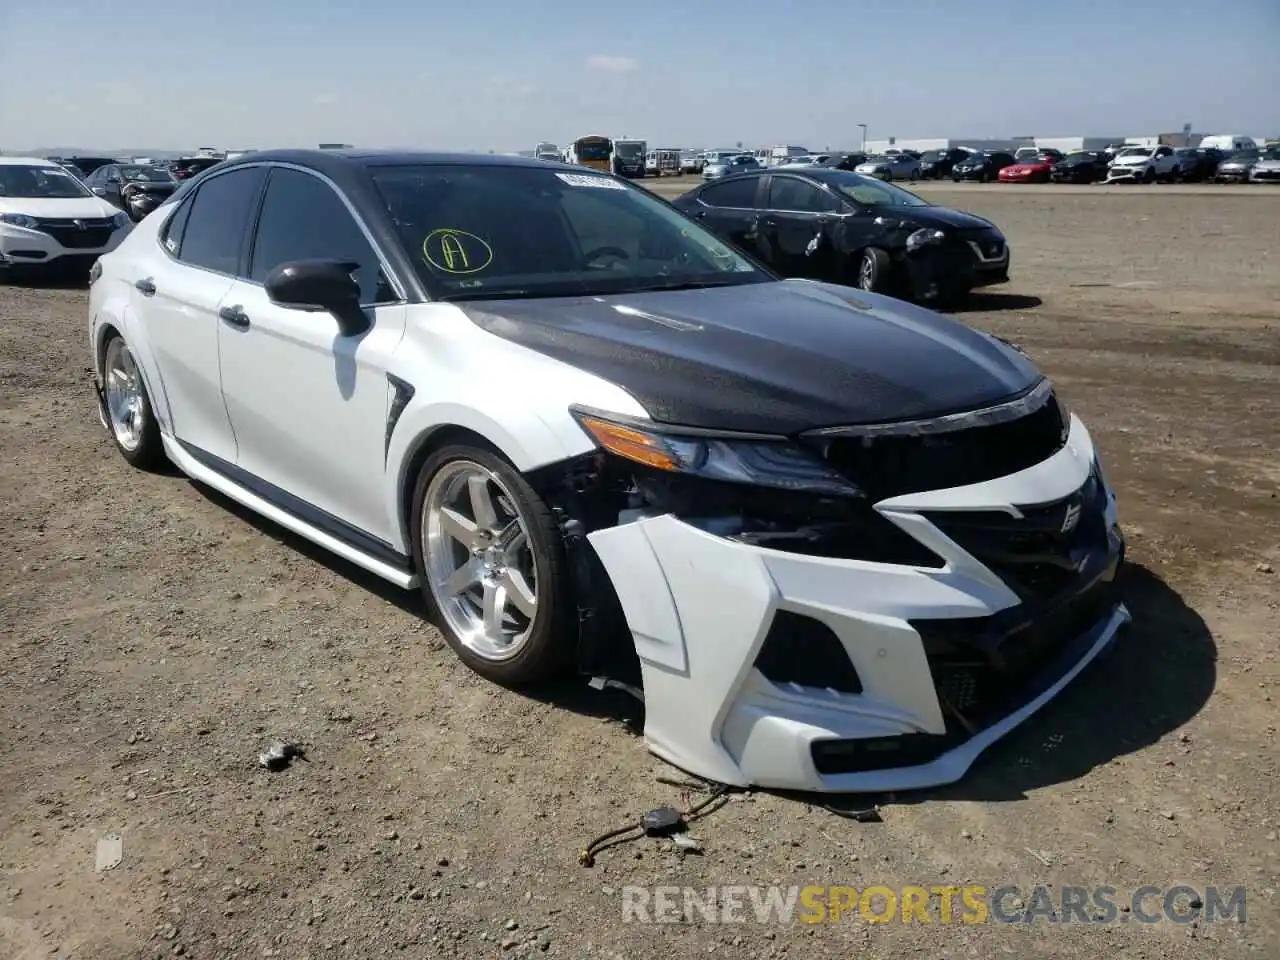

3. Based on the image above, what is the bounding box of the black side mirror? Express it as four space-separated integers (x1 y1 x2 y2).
264 258 370 337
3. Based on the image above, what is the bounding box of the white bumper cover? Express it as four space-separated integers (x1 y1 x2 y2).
0 219 129 266
588 414 1129 793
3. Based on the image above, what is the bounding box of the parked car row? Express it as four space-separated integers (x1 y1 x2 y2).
957 144 1280 185
697 142 1280 187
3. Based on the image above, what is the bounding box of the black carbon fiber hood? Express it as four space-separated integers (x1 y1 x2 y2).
462 279 1042 435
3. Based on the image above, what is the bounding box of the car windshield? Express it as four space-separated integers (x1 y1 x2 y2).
119 166 174 182
370 164 772 301
1228 150 1260 161
1065 152 1094 161
960 153 986 163
0 164 93 198
825 171 929 207
614 143 643 159
1117 147 1149 158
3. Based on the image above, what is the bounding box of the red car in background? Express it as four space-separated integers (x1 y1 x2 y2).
998 150 1064 183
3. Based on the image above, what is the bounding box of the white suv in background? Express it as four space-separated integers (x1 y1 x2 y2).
0 157 132 281
1105 145 1180 184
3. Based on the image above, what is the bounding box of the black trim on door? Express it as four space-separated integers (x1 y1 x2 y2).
178 440 413 573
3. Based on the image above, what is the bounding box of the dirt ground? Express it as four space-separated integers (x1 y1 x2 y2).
2 185 1278 960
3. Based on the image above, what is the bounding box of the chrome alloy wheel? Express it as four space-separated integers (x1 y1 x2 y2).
422 461 539 661
104 337 145 452
858 255 875 290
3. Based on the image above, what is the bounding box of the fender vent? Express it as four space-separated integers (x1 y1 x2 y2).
755 611 862 694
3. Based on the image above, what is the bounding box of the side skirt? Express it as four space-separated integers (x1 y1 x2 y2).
163 436 418 590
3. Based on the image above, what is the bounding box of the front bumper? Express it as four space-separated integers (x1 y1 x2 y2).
588 413 1126 793
1105 166 1145 181
903 234 1010 300
1215 169 1251 183
1249 168 1280 182
0 220 130 271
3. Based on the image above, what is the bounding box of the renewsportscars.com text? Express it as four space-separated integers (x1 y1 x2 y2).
620 884 1246 925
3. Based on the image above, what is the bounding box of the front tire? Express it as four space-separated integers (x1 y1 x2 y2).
856 247 891 293
411 444 572 686
102 334 165 469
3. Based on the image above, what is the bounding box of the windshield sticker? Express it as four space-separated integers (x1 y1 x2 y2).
555 172 626 190
422 228 493 274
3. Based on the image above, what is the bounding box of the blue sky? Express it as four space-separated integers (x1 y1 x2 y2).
1 0 1277 151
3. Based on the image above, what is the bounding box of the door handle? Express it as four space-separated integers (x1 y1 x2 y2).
218 305 250 329
134 278 156 296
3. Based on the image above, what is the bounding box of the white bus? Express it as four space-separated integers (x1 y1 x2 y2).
611 139 646 177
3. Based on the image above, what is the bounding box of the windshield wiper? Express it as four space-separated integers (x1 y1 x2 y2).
633 277 758 293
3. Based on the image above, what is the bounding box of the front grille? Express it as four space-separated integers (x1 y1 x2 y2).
35 217 115 250
923 469 1110 603
812 572 1122 775
912 573 1121 733
811 390 1068 502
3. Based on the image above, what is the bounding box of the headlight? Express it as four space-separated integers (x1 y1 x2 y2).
571 409 861 498
0 212 39 229
906 227 945 252
112 212 131 227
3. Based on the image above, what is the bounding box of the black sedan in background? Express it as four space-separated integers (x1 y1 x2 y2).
1050 151 1110 183
1177 147 1226 182
951 151 1017 182
918 148 972 179
819 152 867 171
673 168 1009 305
82 163 180 221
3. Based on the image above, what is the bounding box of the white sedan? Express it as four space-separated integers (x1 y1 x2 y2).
89 149 1129 793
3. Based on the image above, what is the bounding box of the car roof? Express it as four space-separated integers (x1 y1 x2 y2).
218 148 569 174
0 155 59 167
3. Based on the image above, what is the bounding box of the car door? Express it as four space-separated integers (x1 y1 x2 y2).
87 166 117 207
757 175 841 279
134 165 267 464
682 176 764 256
215 165 407 545
101 166 125 208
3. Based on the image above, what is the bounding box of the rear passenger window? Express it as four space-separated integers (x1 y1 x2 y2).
161 197 192 256
177 167 267 275
249 168 391 304
699 178 758 208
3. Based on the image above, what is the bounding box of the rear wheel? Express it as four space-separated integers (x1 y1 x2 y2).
412 445 572 686
102 333 165 469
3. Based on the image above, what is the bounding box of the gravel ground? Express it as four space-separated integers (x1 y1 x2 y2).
2 186 1278 959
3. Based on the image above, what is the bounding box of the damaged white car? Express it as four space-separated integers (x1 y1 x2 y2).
88 150 1129 794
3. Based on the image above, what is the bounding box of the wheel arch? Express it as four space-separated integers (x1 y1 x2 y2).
385 402 599 555
91 300 174 434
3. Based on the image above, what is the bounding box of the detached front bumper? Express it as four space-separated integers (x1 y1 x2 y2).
588 414 1127 793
